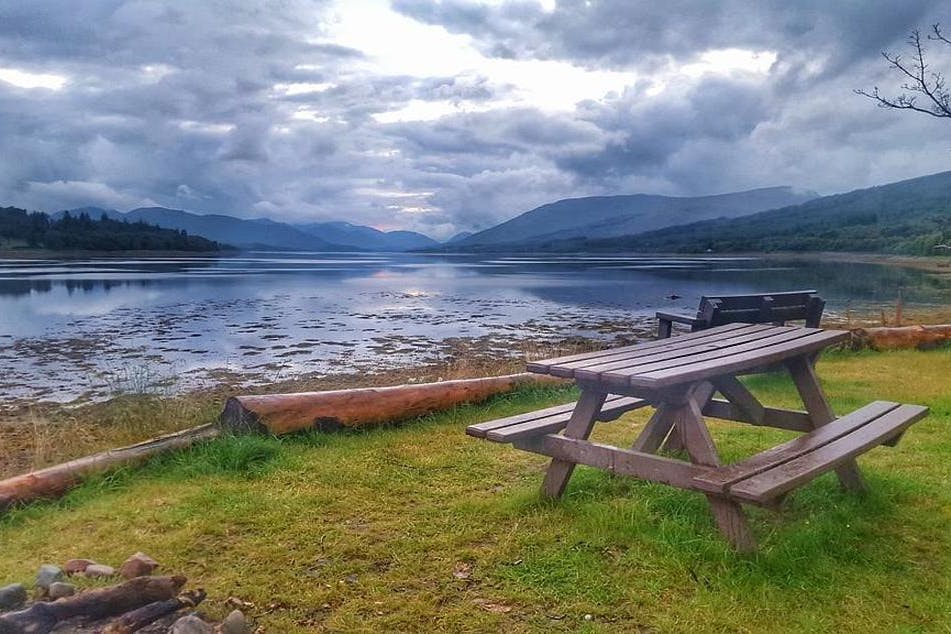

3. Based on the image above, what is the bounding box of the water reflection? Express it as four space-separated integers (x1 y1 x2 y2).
0 252 948 404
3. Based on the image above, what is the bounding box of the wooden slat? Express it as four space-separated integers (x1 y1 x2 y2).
465 394 645 438
727 404 930 503
525 323 755 374
514 434 708 491
711 376 765 424
484 396 648 442
702 399 813 432
567 323 785 381
586 327 818 385
693 401 901 493
629 329 850 388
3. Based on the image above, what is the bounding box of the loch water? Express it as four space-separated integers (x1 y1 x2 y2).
0 252 948 405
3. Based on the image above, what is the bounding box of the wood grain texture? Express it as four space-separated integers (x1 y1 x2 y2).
728 404 929 503
540 389 606 499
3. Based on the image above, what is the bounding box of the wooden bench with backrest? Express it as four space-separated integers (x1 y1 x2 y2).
656 290 826 338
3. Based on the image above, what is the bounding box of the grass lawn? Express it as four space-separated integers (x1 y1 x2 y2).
0 348 949 632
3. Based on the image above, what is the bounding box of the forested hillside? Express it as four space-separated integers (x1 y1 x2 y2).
0 207 225 251
558 171 951 255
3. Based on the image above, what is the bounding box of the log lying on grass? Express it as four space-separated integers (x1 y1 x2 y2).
220 372 566 436
0 424 219 511
0 575 186 634
852 324 951 350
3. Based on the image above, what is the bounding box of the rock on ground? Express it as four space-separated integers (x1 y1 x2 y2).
0 583 27 610
220 609 250 634
83 564 116 578
169 614 214 633
36 564 64 590
64 559 96 575
48 582 76 600
119 552 159 579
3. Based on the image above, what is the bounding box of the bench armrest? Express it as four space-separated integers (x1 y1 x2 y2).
655 311 701 338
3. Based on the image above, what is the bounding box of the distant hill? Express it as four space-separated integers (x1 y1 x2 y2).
293 221 439 251
55 207 350 251
571 170 951 255
445 231 474 243
451 186 818 250
1 206 224 252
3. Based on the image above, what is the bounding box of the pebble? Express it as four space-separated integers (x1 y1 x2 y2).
119 552 159 579
0 583 27 610
220 609 250 634
36 564 64 590
83 564 116 578
169 614 214 634
64 559 96 575
48 582 76 600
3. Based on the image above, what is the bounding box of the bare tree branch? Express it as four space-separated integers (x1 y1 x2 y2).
856 24 951 119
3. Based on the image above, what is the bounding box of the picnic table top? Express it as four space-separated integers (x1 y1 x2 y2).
527 323 850 389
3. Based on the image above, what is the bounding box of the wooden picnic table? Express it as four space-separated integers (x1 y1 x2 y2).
467 323 929 551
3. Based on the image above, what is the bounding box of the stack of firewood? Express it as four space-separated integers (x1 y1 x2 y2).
0 553 250 633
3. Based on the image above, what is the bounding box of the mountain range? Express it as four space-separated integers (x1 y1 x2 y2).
45 170 951 256
519 170 951 255
53 207 439 252
451 186 818 250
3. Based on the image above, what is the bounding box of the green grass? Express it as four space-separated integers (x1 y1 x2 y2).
1 349 949 632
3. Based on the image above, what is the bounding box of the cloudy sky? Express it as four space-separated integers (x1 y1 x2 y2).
1 0 949 239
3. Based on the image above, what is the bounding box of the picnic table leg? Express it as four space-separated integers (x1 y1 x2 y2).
785 356 867 494
675 396 756 552
659 382 716 453
540 389 607 500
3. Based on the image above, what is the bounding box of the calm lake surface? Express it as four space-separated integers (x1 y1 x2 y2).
1 252 949 406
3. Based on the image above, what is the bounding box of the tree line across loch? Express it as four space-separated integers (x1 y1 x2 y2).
0 207 226 252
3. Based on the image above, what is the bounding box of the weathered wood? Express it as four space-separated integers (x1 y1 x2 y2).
0 425 219 511
656 290 824 338
785 356 866 493
694 401 902 493
526 323 754 375
539 389 606 499
483 396 647 442
702 399 814 432
102 588 207 634
728 404 930 503
660 382 717 454
514 435 708 490
572 325 790 384
711 376 765 424
0 576 186 634
466 395 645 439
221 372 566 435
852 324 951 350
632 329 849 388
675 398 756 552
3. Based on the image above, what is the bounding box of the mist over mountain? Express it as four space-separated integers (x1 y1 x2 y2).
293 221 440 251
452 186 818 250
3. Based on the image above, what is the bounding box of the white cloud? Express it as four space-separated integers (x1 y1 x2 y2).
0 67 67 90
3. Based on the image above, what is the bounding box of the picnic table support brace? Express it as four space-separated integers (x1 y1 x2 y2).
675 397 756 552
785 357 867 494
540 389 607 499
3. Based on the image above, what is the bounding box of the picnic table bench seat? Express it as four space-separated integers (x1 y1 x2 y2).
693 400 929 505
656 290 825 338
466 394 648 442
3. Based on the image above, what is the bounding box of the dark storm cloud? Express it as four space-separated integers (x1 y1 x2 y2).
1 0 950 238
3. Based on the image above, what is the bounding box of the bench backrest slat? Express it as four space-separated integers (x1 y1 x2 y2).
695 290 824 329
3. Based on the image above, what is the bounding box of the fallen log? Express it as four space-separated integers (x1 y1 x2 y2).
0 575 186 634
852 324 951 350
101 588 206 634
220 372 567 435
0 425 219 511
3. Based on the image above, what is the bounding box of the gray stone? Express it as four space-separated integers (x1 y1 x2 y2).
83 564 116 578
48 582 76 600
169 614 214 634
220 609 250 634
36 564 64 590
0 583 27 611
